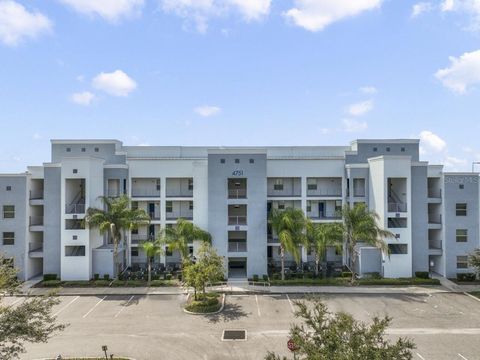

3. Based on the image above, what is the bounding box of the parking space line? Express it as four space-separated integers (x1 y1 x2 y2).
82 296 107 318
10 298 23 306
114 296 135 318
54 296 79 317
255 295 261 317
416 353 426 360
458 354 468 360
286 294 295 313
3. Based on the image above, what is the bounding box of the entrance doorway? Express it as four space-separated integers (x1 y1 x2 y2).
228 258 247 278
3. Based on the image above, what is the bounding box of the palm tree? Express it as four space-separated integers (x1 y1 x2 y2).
269 207 308 281
342 203 394 282
162 218 212 263
306 221 344 278
85 195 151 278
141 240 164 285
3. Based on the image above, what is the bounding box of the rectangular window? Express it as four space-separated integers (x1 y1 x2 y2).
249 159 254 164
3 205 15 219
306 205 312 212
66 147 71 152
388 217 407 228
307 179 317 190
456 203 467 216
156 179 161 191
457 256 469 269
456 229 468 242
2 232 14 245
94 147 99 152
273 179 284 191
131 228 138 235
166 201 173 213
188 179 193 191
6 186 11 191
189 201 194 210
235 159 240 164
388 244 408 254
131 247 139 257
278 202 285 210
81 147 86 152
401 147 405 152
220 159 225 164
65 246 85 256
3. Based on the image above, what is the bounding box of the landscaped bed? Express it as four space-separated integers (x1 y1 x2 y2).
469 291 480 299
269 277 441 286
36 279 178 288
184 292 222 314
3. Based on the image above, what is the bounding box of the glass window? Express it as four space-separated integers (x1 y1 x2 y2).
249 159 254 164
307 178 317 190
65 246 85 256
388 244 408 254
3 205 15 218
131 248 139 257
273 179 284 191
188 178 193 191
235 159 240 164
456 229 468 242
220 159 225 164
457 256 469 269
2 232 14 245
166 201 173 213
189 201 194 210
456 203 467 216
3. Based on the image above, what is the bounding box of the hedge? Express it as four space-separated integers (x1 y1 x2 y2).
457 273 477 282
270 277 440 286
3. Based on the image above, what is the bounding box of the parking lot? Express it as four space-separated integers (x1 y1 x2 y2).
3 291 480 360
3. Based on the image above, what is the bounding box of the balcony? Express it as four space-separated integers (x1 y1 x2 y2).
228 205 247 226
228 216 247 226
428 213 442 225
308 211 342 220
166 178 193 198
428 239 442 255
166 201 193 220
149 211 161 221
131 178 161 198
28 242 44 258
228 178 247 199
131 234 155 244
228 241 247 252
388 202 407 213
29 216 44 231
307 178 342 197
267 177 301 197
65 203 86 214
29 189 44 200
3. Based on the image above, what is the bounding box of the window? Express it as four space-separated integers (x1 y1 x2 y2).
72 235 78 240
335 200 342 213
388 244 408 254
457 256 469 269
131 201 138 210
66 147 71 152
388 217 407 228
373 147 378 152
188 179 193 191
166 201 173 213
73 169 78 174
81 148 86 152
3 205 15 219
278 202 285 210
94 147 99 152
386 147 391 152
249 159 254 164
235 159 240 164
189 201 194 210
456 203 467 216
131 228 138 235
459 184 464 190
65 246 85 256
273 179 283 191
401 147 405 152
2 232 14 245
456 229 468 242
307 179 317 190
6 186 11 191
306 204 312 212
165 247 173 256
220 159 225 164
156 179 161 191
131 248 139 257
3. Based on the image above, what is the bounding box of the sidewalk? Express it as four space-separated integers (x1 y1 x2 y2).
431 273 480 293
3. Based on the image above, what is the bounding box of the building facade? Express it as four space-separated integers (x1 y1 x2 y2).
0 139 478 280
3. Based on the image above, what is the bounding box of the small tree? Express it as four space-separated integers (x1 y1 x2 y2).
183 243 224 300
265 300 415 360
141 240 164 285
468 248 480 279
0 254 66 360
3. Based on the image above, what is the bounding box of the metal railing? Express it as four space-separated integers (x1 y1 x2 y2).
428 239 442 250
228 241 247 252
29 243 43 252
29 216 44 226
388 202 407 213
165 191 193 198
107 190 120 197
307 189 342 197
166 211 193 220
29 189 44 200
428 188 442 198
228 216 247 225
131 234 155 244
428 213 442 224
65 203 85 214
308 211 342 220
228 189 247 199
149 211 161 220
131 189 161 197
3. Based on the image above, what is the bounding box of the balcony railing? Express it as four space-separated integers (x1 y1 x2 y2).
131 189 161 198
428 188 442 198
228 241 247 252
29 216 44 226
65 203 85 214
307 189 343 197
228 189 247 199
228 216 247 225
428 239 442 250
308 212 342 220
107 190 120 197
428 213 442 224
166 191 193 198
29 189 44 200
131 234 155 244
29 242 43 252
149 211 161 220
388 202 407 213
166 211 193 220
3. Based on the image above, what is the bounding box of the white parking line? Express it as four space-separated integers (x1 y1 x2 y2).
416 353 426 360
82 296 107 318
286 294 295 313
255 295 261 317
114 296 135 318
10 297 23 306
54 296 79 317
458 354 468 360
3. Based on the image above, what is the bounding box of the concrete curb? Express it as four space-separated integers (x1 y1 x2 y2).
183 293 226 315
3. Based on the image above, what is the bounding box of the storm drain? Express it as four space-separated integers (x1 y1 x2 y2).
222 329 247 341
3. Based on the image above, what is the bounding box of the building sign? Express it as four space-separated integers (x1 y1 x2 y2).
232 170 244 176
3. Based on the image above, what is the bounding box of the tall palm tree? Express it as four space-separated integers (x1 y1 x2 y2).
161 218 212 263
85 195 151 278
306 221 344 278
342 203 394 282
269 207 308 281
141 240 164 285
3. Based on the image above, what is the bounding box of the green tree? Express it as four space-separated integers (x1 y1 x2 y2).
0 254 66 360
342 203 394 282
306 221 344 277
269 207 308 280
162 218 212 263
183 243 224 300
85 195 151 278
141 240 164 285
265 299 415 360
468 248 480 279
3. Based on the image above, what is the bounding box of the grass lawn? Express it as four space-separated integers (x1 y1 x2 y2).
270 277 441 286
37 279 179 288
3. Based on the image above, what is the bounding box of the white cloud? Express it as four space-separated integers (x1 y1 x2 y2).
284 0 382 32
441 0 455 11
346 100 374 116
0 0 52 46
419 130 447 153
32 133 42 140
440 0 480 31
435 49 480 94
342 119 368 133
71 91 96 106
58 0 144 22
411 2 434 18
160 0 271 33
359 86 377 94
92 70 137 97
194 105 221 117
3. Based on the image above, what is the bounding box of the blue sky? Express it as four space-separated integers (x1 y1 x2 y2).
1 0 480 172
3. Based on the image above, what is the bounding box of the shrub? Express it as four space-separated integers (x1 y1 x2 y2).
93 280 110 287
151 274 160 281
185 293 221 313
43 274 58 281
126 280 147 287
272 273 280 280
341 272 352 278
42 280 62 287
103 274 110 281
93 273 100 280
457 273 476 282
165 273 172 281
252 274 259 282
150 280 176 287
415 271 430 279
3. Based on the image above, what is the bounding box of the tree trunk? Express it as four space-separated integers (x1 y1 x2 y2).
350 248 356 283
147 260 151 286
281 246 285 281
314 254 319 278
113 237 119 279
